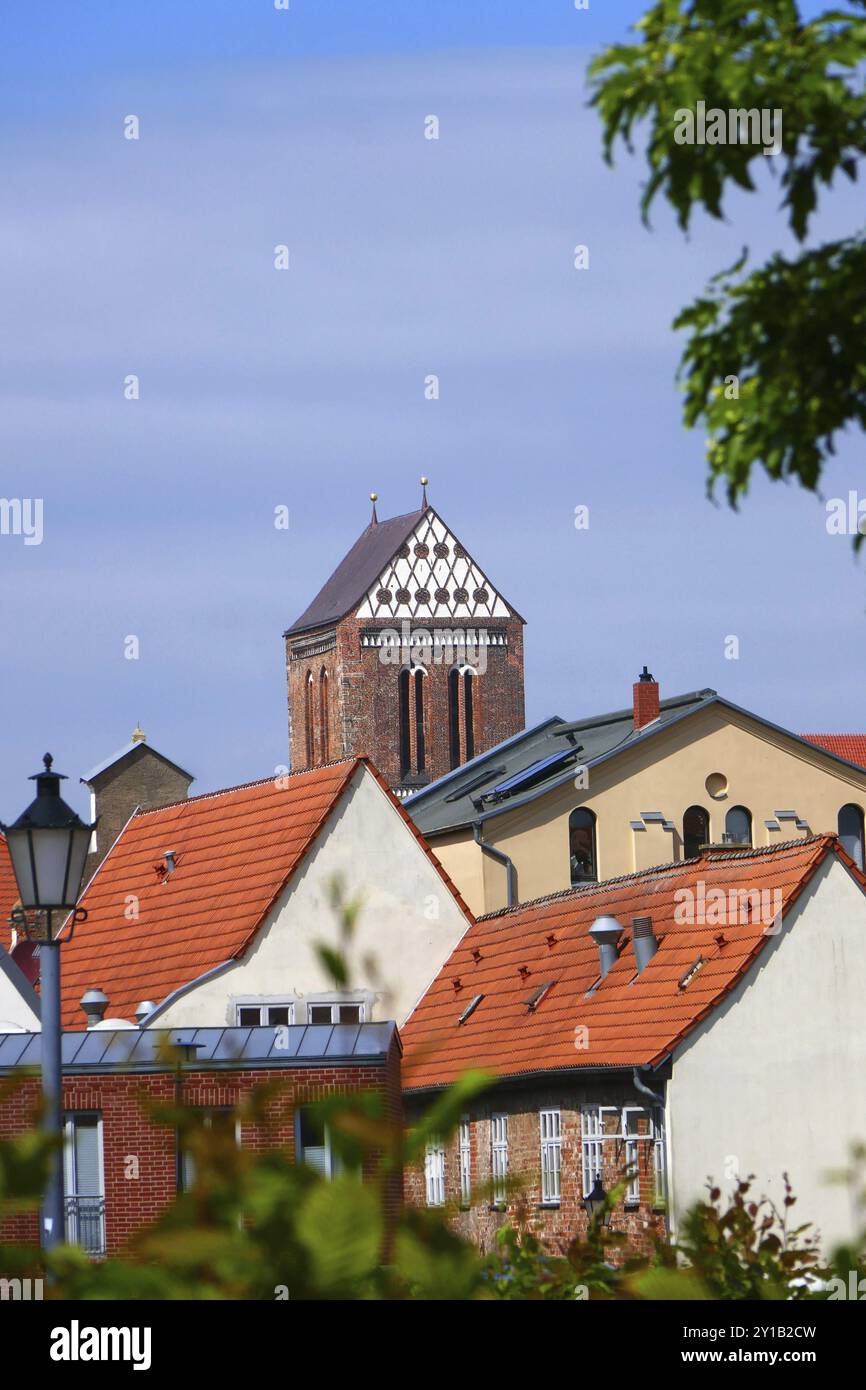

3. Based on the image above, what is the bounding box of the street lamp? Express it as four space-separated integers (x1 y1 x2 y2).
1 754 95 1252
582 1173 613 1229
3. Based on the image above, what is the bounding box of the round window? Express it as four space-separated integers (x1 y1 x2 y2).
705 772 728 800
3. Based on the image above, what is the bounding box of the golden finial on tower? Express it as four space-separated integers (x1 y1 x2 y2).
420 476 429 509
131 724 146 744
370 492 379 525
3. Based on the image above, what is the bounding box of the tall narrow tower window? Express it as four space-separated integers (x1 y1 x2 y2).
304 671 315 767
399 668 411 777
448 668 461 770
414 669 426 772
463 669 475 762
319 669 329 763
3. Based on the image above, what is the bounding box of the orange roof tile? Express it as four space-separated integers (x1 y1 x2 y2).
57 756 474 1029
401 836 861 1090
801 734 866 770
58 760 361 1027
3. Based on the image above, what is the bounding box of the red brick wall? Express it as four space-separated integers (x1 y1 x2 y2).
0 1059 400 1257
403 1080 667 1260
287 614 525 789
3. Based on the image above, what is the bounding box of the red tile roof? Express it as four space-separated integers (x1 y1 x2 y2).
401 836 862 1090
800 734 866 770
57 759 358 1027
0 834 19 952
57 756 473 1029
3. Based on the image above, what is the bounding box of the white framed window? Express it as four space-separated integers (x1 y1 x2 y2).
652 1110 668 1208
459 1117 471 1206
63 1113 105 1256
491 1114 508 1206
580 1104 618 1197
307 1001 365 1025
540 1108 562 1204
623 1107 644 1205
236 1001 295 1027
179 1107 239 1192
425 1139 446 1206
298 1108 356 1180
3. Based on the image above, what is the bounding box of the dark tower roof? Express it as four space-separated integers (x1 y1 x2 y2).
284 509 425 638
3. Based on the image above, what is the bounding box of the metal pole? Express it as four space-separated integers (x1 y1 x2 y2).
40 929 65 1252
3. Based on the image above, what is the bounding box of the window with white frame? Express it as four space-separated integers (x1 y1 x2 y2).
623 1107 644 1205
580 1105 668 1209
459 1118 471 1206
652 1110 668 1208
580 1104 619 1197
425 1139 446 1206
491 1114 508 1206
179 1107 238 1192
236 1001 295 1027
63 1113 105 1256
298 1107 355 1180
307 1001 365 1025
540 1109 561 1204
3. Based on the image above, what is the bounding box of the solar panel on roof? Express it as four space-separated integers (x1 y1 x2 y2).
327 1023 361 1056
299 1025 333 1056
353 1023 393 1055
0 1033 33 1066
489 748 577 797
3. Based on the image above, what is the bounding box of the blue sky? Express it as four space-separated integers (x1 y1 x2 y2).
0 1 863 816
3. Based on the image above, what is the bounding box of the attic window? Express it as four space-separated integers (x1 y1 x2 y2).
526 981 555 1012
678 956 706 991
458 994 483 1025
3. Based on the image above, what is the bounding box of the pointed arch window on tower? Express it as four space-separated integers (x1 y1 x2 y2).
319 668 330 763
399 666 427 778
304 671 315 767
449 665 477 770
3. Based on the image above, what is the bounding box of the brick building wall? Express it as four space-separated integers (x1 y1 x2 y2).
0 1050 402 1257
287 614 525 790
403 1076 668 1259
84 746 193 877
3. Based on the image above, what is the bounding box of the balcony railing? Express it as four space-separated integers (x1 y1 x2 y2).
65 1194 106 1256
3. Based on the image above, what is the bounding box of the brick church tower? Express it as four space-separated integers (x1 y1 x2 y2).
284 482 525 795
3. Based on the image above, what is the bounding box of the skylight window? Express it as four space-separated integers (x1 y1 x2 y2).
526 981 555 1011
458 994 483 1025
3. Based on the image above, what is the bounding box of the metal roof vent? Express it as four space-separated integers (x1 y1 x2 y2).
135 1000 157 1025
588 915 623 981
632 916 659 974
80 988 109 1029
163 849 178 876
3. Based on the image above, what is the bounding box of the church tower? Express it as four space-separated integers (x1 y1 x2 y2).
283 482 525 796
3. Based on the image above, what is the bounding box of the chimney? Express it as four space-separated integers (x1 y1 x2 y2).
81 731 193 875
633 666 660 731
589 915 623 981
80 988 109 1028
135 1000 157 1026
632 916 659 974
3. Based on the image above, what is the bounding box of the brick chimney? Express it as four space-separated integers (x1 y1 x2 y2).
633 666 660 731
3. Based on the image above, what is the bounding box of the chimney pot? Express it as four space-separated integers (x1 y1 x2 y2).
632 915 659 974
589 915 623 981
80 988 109 1028
633 666 660 731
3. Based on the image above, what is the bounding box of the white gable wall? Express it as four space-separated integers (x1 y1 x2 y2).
668 856 866 1251
0 956 40 1031
154 764 471 1029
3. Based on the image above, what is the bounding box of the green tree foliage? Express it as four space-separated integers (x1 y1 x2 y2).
589 1 866 506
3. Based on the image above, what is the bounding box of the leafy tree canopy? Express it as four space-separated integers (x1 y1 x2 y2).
589 0 866 507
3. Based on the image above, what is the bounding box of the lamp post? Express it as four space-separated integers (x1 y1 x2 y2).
1 754 95 1252
582 1173 613 1230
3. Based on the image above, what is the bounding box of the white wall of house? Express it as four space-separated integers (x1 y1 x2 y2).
0 955 40 1031
668 856 866 1252
154 764 472 1029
